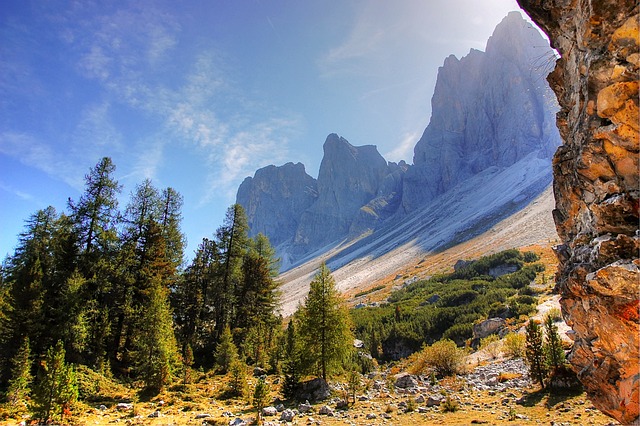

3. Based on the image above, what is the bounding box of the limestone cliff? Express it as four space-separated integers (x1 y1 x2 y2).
517 1 639 424
402 11 560 212
236 162 317 247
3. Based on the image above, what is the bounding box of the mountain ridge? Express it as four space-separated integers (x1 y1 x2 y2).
236 11 561 280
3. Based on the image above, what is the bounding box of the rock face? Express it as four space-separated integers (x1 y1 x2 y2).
294 134 391 249
236 162 317 247
402 11 559 212
517 1 639 424
238 12 560 268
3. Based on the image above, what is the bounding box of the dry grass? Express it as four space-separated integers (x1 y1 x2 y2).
0 366 618 426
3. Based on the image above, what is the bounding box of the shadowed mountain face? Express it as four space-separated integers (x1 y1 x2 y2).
236 11 560 270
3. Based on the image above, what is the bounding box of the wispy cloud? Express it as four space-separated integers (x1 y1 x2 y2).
0 131 81 189
384 130 421 163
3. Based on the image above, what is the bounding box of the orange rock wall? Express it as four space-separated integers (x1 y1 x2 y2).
516 1 639 424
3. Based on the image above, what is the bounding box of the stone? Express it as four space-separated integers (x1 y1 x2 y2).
517 1 639 424
394 373 418 389
318 405 333 415
147 410 160 418
402 11 559 212
298 402 312 413
426 395 444 407
280 409 295 422
195 414 211 419
229 419 247 426
262 406 278 417
115 403 133 411
298 377 330 402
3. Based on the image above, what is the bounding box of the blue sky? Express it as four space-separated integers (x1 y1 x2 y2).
0 0 534 260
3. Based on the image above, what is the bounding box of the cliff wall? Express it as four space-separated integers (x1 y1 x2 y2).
517 1 639 424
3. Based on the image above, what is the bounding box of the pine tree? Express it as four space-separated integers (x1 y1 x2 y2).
6 337 32 405
130 222 180 392
212 204 249 340
298 263 353 381
282 320 301 399
33 341 78 422
215 325 238 374
525 320 548 389
67 158 121 367
544 314 565 370
253 378 270 424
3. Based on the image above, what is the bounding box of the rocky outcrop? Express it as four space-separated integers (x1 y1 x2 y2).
517 1 639 424
236 162 317 247
402 11 560 212
294 134 390 249
238 13 560 269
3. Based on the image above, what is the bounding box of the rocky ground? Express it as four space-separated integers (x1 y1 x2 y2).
3 353 618 426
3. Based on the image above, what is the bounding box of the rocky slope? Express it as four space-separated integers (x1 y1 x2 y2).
402 11 559 212
517 1 639 424
237 12 560 269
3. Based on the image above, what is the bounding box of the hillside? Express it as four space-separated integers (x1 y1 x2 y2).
278 183 558 317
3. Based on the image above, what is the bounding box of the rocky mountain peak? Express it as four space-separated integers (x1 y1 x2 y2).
402 11 559 212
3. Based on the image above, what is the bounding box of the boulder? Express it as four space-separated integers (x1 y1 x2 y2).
262 406 278 417
279 409 295 422
394 373 418 389
298 377 330 402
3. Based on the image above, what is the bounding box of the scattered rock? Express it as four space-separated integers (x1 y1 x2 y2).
115 403 133 411
298 378 330 402
262 406 278 417
147 410 161 418
394 373 418 389
280 409 295 422
195 413 211 419
318 405 333 415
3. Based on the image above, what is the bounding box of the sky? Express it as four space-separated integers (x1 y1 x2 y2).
0 0 539 261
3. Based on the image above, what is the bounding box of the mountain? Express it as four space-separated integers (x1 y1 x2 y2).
236 11 560 273
402 11 558 212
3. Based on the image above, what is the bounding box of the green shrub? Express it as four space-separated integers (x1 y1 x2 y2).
416 339 465 377
503 333 526 358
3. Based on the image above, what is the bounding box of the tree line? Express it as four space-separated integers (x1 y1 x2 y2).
0 157 358 422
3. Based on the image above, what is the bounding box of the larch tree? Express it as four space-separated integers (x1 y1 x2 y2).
298 263 353 381
212 204 249 340
67 157 121 367
525 319 548 389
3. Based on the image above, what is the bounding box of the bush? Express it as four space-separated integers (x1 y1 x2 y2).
441 396 459 412
479 335 502 359
503 333 526 359
416 339 465 377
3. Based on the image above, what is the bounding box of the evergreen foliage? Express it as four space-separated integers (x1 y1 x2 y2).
525 320 548 389
0 158 285 416
32 341 78 423
544 314 565 370
298 263 353 380
252 378 270 424
351 249 542 360
215 325 239 374
6 337 32 405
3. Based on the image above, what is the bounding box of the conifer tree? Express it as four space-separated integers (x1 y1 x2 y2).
282 319 301 399
298 263 353 381
215 325 238 374
67 158 121 367
6 337 32 405
130 222 180 392
253 378 270 425
525 320 548 389
212 204 249 339
544 314 565 370
33 341 78 422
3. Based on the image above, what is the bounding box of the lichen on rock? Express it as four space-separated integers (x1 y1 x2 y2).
517 1 639 424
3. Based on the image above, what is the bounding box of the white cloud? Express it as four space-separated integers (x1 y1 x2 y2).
0 131 82 189
384 131 421 163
